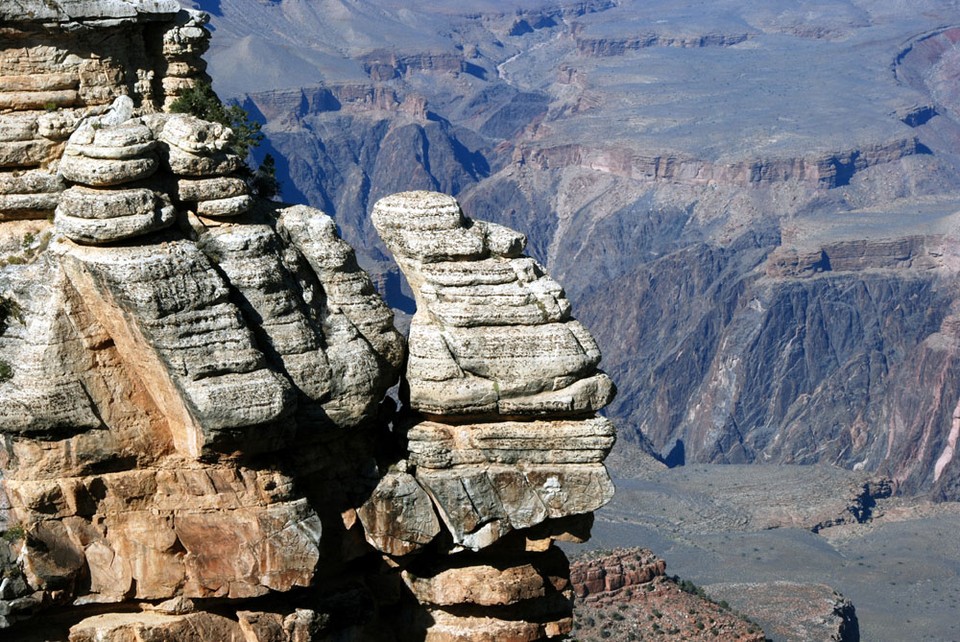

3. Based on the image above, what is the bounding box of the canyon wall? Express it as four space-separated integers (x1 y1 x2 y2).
194 0 960 499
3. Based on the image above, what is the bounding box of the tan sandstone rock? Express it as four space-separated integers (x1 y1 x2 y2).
69 611 244 642
0 5 614 640
357 470 441 556
372 190 615 417
59 118 160 188
0 169 64 219
55 186 176 243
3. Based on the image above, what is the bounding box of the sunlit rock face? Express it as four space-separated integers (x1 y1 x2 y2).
0 6 615 641
368 190 616 640
373 191 615 420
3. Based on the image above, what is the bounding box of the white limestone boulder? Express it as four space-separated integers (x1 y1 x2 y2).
372 190 615 417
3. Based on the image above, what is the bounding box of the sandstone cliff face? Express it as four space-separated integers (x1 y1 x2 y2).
0 4 615 639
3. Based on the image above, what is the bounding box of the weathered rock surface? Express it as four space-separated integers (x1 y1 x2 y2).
55 186 176 243
276 205 405 372
373 191 615 418
366 190 617 639
0 6 616 642
357 470 441 557
177 175 247 201
154 113 253 215
197 213 404 427
8 466 322 601
569 548 666 598
1 0 182 22
0 0 208 223
406 417 616 467
0 170 64 220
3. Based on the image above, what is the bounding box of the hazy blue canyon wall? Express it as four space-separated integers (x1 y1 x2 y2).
197 0 960 498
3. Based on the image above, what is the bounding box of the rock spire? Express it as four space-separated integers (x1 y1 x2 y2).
367 190 616 640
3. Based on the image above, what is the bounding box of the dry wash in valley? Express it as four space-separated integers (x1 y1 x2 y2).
0 2 616 640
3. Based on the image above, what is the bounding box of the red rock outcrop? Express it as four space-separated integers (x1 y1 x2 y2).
567 549 766 641
569 548 666 598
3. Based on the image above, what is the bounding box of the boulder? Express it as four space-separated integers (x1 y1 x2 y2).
160 113 233 155
69 611 243 642
65 121 156 160
165 145 242 177
357 471 441 556
58 154 158 186
177 176 247 202
195 193 253 217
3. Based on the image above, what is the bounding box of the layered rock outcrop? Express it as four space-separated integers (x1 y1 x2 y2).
201 0 960 501
567 549 767 641
364 191 616 640
0 0 210 224
0 4 616 640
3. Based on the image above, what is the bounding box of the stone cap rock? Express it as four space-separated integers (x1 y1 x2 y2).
1 0 182 22
372 190 526 263
372 190 615 418
159 114 233 155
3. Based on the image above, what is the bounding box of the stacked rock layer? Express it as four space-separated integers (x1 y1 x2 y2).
368 191 616 641
0 4 616 642
0 1 210 224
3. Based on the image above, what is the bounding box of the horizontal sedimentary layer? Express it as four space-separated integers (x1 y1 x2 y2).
576 32 751 55
406 417 616 467
514 136 923 189
417 463 615 550
1 0 183 23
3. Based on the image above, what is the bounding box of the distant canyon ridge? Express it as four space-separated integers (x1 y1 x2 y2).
197 0 960 499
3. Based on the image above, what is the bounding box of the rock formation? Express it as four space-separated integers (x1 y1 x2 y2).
0 3 616 640
567 549 767 641
703 581 859 642
365 191 617 639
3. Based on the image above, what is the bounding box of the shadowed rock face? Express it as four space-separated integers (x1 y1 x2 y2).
0 6 615 641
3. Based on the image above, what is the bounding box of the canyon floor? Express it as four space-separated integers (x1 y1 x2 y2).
574 447 960 640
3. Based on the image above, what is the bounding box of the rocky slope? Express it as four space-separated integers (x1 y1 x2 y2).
704 582 859 642
0 4 617 640
567 549 768 642
584 454 960 641
189 0 960 499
